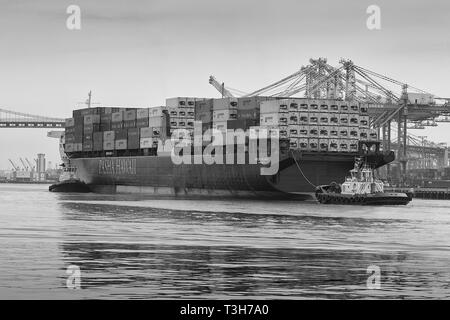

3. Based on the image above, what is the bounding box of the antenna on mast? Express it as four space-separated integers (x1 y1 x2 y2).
86 91 92 108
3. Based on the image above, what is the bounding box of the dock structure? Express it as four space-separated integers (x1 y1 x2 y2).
385 187 450 200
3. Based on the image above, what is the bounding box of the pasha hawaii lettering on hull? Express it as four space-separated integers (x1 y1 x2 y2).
99 158 137 175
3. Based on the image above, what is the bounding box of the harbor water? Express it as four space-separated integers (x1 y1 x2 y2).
0 183 449 299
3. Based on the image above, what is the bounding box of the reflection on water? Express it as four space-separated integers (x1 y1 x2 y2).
0 184 449 299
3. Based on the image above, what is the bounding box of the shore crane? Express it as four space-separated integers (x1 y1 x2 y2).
8 159 20 171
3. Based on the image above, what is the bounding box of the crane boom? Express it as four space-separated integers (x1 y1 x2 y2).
208 76 234 98
25 158 34 170
8 159 19 171
19 158 28 170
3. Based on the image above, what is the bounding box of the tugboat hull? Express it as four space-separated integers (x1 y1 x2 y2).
315 187 411 206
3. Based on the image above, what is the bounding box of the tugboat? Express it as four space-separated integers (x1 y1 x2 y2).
49 163 91 193
315 158 411 205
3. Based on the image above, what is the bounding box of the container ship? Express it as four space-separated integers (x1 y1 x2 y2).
62 96 394 198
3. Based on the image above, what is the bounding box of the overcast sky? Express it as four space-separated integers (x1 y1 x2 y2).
0 0 449 169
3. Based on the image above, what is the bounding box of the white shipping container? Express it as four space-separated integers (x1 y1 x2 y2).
213 121 228 132
339 103 349 113
298 138 308 151
329 126 339 138
329 114 339 125
339 128 349 139
166 97 187 108
140 137 153 149
309 113 319 125
359 115 370 128
288 111 298 125
289 138 298 149
338 140 349 152
288 125 299 138
349 114 360 126
298 125 308 138
308 138 319 151
299 101 309 111
349 103 360 114
359 129 369 140
299 112 309 125
308 100 320 112
288 100 299 112
339 114 349 126
319 139 329 152
308 126 319 137
319 113 329 125
329 139 339 152
349 140 359 152
319 126 329 138
368 129 378 141
349 128 360 139
329 103 339 113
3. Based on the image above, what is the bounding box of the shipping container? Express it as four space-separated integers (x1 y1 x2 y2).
360 104 369 114
111 122 123 130
319 113 329 125
114 129 128 140
288 100 299 112
149 115 166 128
152 126 167 138
368 129 378 141
349 103 359 113
288 111 298 125
329 115 339 125
103 130 115 141
308 101 319 112
298 138 308 151
260 113 287 126
299 113 309 125
309 126 319 137
83 124 100 134
93 137 103 151
213 97 238 111
140 127 152 138
83 133 92 141
124 110 137 122
103 140 114 151
65 118 75 127
329 139 339 152
298 125 308 138
339 128 349 138
308 138 319 151
349 140 359 152
349 114 359 126
359 115 369 128
329 104 339 113
139 137 153 149
136 108 149 119
339 114 349 126
136 118 149 128
359 129 368 140
148 106 166 117
288 125 299 138
319 126 329 138
299 102 308 111
329 126 339 138
64 143 74 153
319 103 329 112
213 121 228 132
338 140 349 152
115 139 127 150
111 111 124 123
407 93 434 105
123 120 136 128
349 128 359 139
340 104 349 113
289 138 298 149
83 141 93 151
74 143 83 152
260 100 287 114
309 113 319 125
100 113 112 123
84 114 100 125
319 139 329 152
65 134 75 143
213 109 237 121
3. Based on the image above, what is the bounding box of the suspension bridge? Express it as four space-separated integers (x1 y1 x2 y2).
0 108 65 128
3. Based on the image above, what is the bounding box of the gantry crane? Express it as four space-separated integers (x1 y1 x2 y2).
8 159 20 171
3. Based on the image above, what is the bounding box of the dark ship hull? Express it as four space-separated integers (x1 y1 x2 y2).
71 150 394 199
